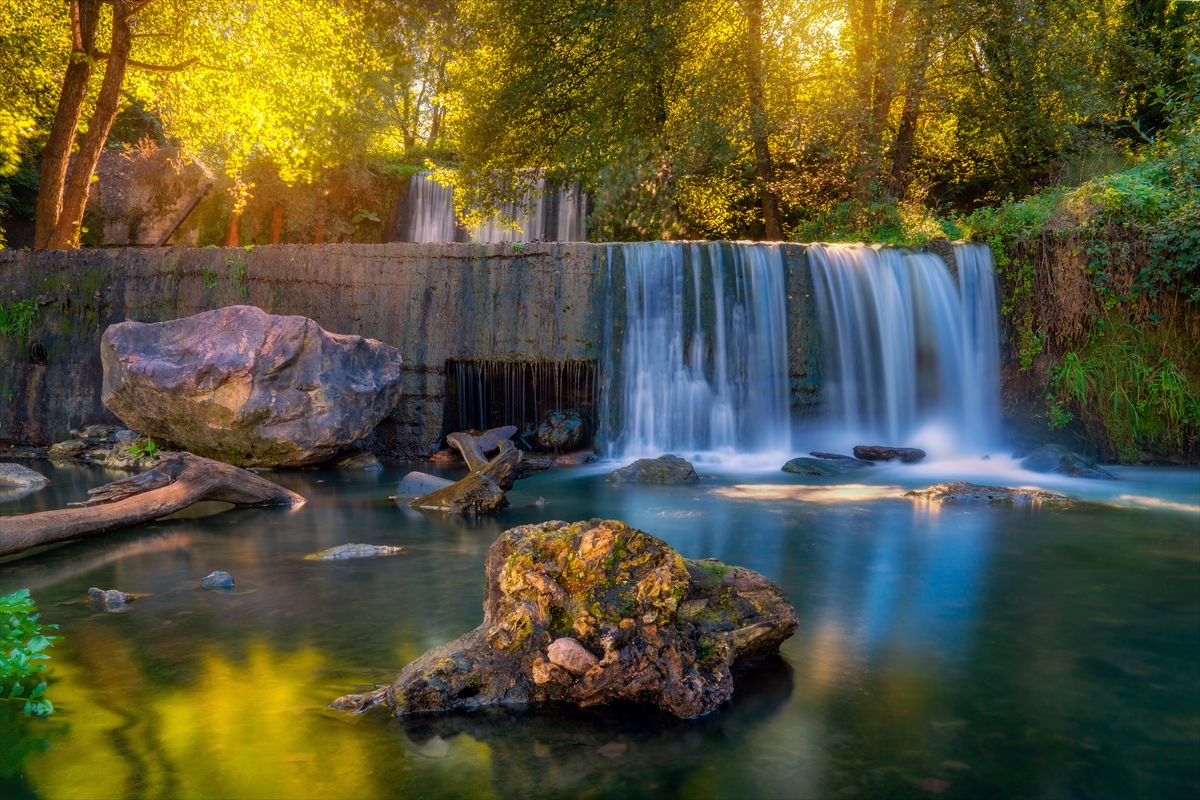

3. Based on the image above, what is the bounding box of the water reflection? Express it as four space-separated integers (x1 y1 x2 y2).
2 462 1198 798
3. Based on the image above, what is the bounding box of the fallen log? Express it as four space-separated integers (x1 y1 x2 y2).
0 453 305 557
410 439 523 514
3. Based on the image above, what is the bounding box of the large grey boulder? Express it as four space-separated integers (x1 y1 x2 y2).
0 464 50 487
1020 444 1115 480
101 306 403 468
606 454 699 484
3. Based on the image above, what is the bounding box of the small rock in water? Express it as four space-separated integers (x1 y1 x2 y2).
782 456 870 476
1020 444 1115 480
0 463 50 487
534 410 585 452
905 482 1070 505
852 445 927 463
597 742 628 758
88 587 135 609
114 429 139 443
535 496 547 507
48 439 91 459
395 471 455 500
547 637 600 676
810 451 875 465
335 452 383 471
200 571 235 590
606 454 699 484
917 778 951 793
305 543 403 561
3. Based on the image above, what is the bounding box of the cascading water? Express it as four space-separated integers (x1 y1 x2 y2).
807 243 1001 452
600 242 791 459
401 172 588 243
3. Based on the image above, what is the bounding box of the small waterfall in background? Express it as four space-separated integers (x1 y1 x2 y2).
601 242 791 459
401 172 588 243
808 243 1001 452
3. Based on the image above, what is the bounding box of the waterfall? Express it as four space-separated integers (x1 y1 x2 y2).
808 243 1001 452
601 242 791 459
400 172 588 243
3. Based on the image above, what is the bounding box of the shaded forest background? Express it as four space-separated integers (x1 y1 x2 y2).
1 0 1197 460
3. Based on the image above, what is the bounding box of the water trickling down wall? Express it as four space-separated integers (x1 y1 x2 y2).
401 173 588 243
807 242 1001 452
599 242 793 459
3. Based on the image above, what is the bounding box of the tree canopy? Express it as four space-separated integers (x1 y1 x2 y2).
0 0 1195 245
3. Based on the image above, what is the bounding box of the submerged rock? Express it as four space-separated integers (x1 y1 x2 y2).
100 305 404 468
0 464 49 487
88 587 136 608
305 543 403 560
905 482 1070 505
1020 444 1115 480
335 452 384 471
395 471 456 499
330 519 797 719
852 445 927 463
534 410 585 452
782 455 872 476
606 455 699 484
200 571 234 590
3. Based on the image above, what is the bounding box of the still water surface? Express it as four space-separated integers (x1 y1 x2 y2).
2 459 1198 799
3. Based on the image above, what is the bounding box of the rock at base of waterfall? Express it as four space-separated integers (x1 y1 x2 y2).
606 455 699 484
1020 444 1115 480
328 519 798 719
906 482 1071 505
100 305 403 468
0 464 49 486
200 571 234 590
335 452 384 471
782 455 872 476
88 588 136 609
852 445 927 463
305 544 404 560
395 471 456 500
534 410 585 452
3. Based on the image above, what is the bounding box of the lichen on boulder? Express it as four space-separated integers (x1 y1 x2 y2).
331 519 797 719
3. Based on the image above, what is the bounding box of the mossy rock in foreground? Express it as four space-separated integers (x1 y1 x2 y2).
332 519 798 719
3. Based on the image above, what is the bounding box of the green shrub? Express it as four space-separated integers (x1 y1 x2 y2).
1 590 58 716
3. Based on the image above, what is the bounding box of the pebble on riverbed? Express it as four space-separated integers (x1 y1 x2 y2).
200 571 235 590
304 544 404 560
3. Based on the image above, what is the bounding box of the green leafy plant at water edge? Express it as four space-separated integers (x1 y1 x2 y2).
0 299 38 343
1049 320 1200 461
128 438 160 459
202 265 219 289
1 590 58 716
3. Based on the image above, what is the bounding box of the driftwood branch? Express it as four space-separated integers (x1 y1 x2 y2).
0 453 304 557
411 439 523 514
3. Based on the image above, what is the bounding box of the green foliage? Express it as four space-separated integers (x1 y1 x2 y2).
227 256 248 298
0 298 38 343
128 438 160 459
202 265 219 289
1049 318 1200 461
790 196 960 245
1 590 58 716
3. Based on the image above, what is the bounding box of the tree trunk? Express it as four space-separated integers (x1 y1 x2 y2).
269 201 283 244
744 0 782 240
46 0 134 250
34 0 100 250
888 4 933 197
410 440 523 514
0 453 305 557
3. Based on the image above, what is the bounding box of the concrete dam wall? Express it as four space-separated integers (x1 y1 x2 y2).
0 242 822 458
